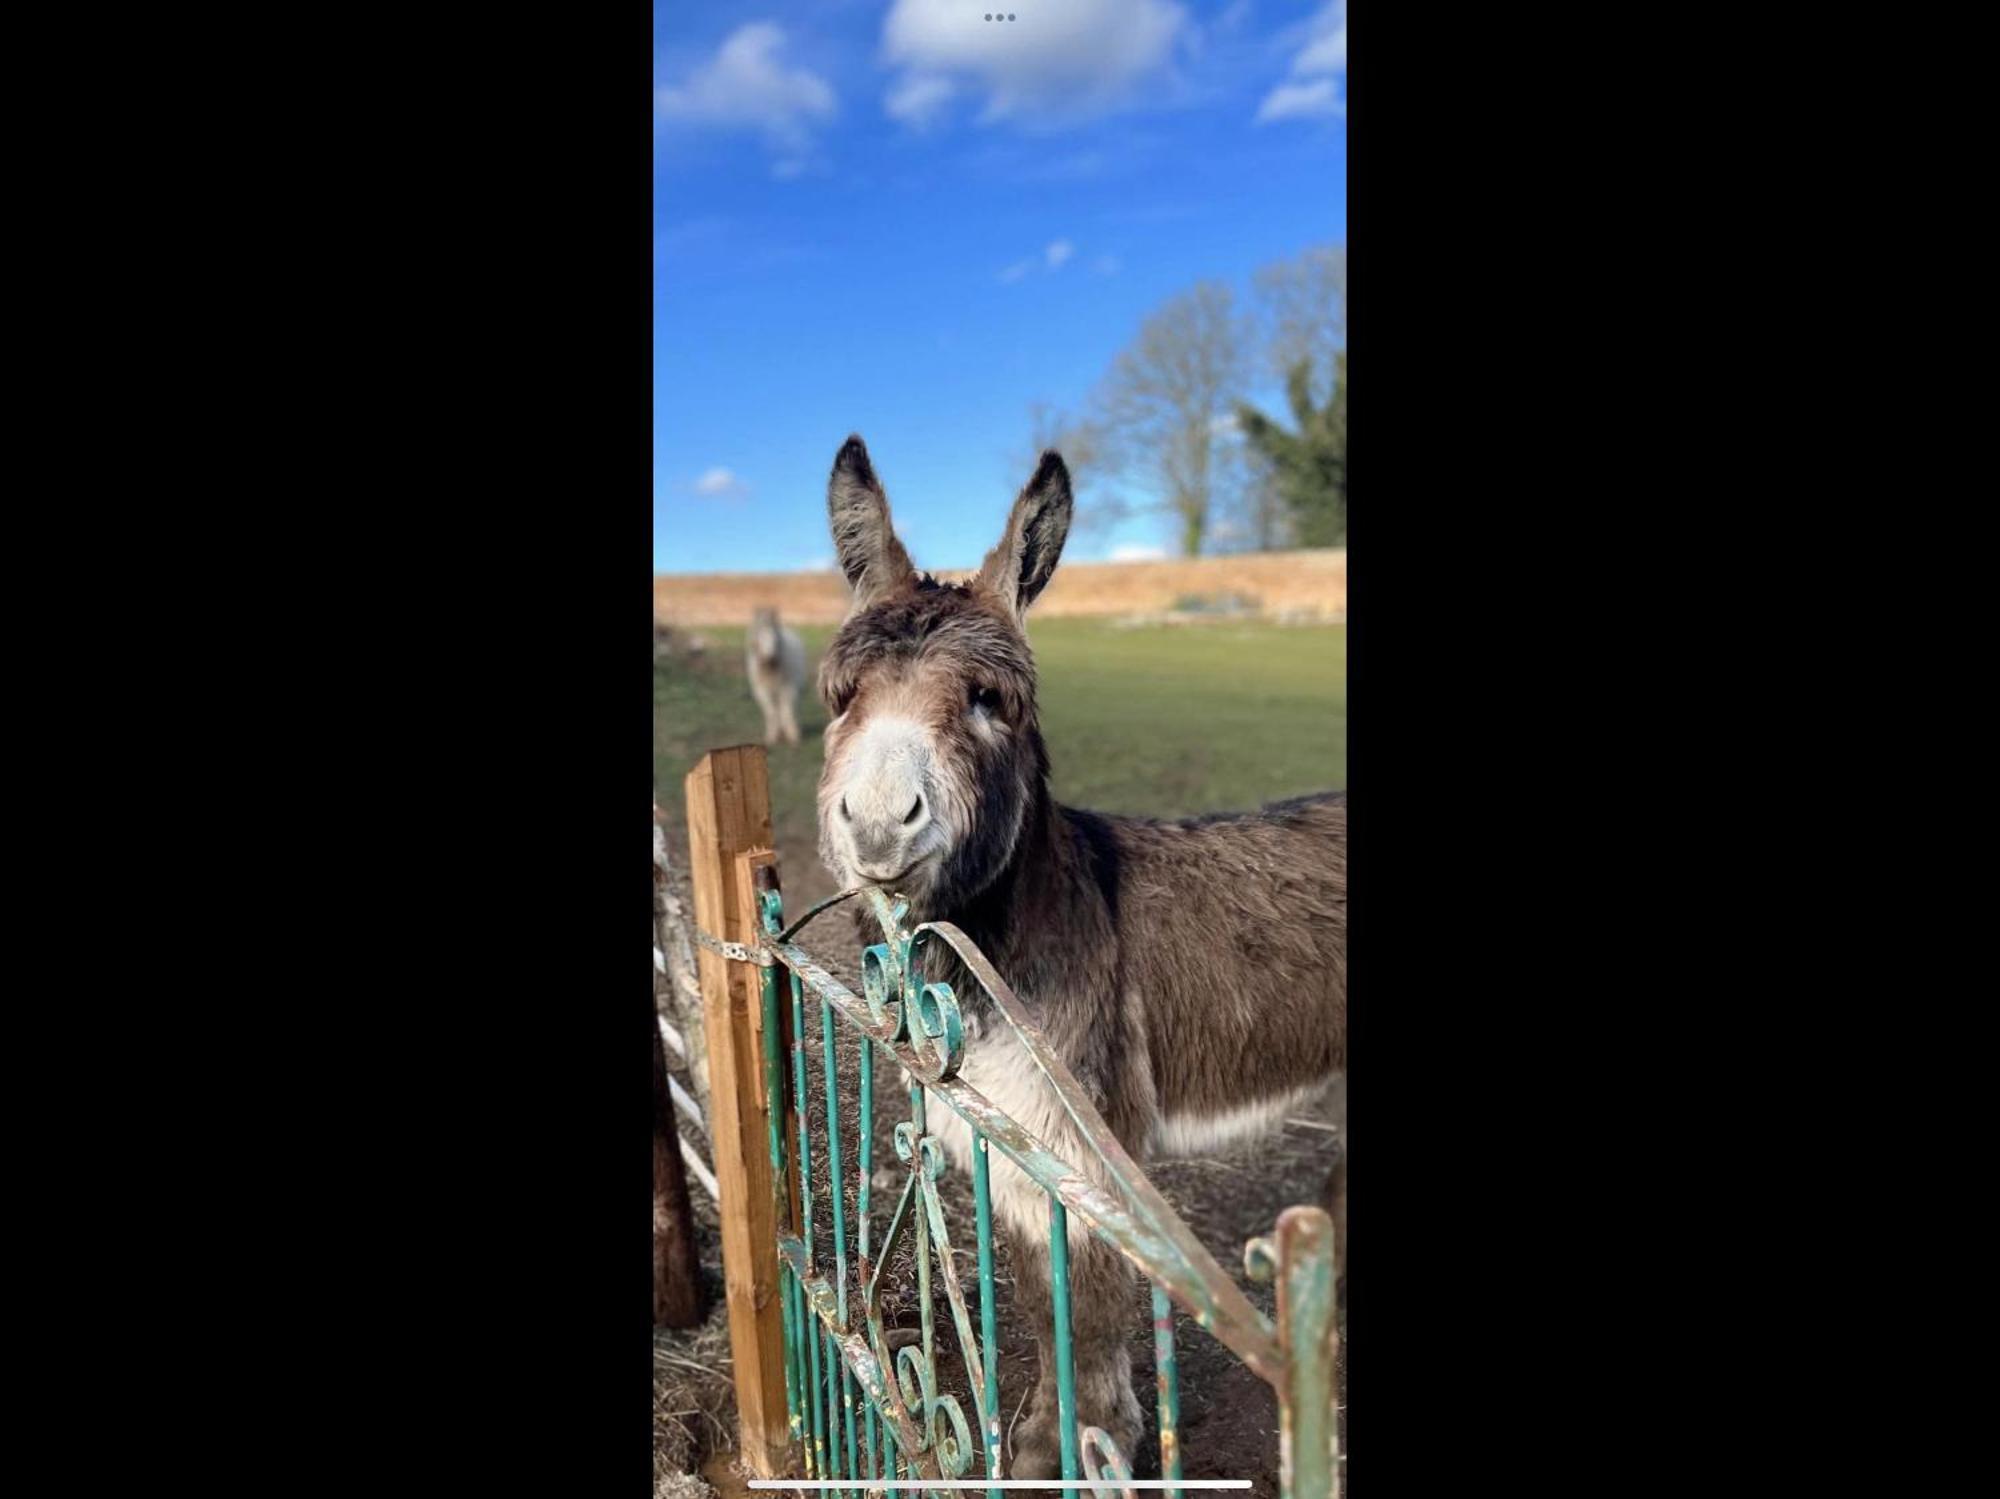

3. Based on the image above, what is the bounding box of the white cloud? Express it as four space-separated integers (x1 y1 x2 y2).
998 239 1078 284
1256 1 1346 124
1256 78 1341 122
1295 19 1346 76
655 24 837 152
693 467 749 498
882 0 1189 127
885 72 955 129
1109 543 1169 563
793 556 836 573
1093 253 1123 276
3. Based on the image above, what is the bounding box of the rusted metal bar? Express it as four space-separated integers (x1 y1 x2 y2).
860 1030 880 1485
791 943 829 1481
779 1235 940 1478
768 934 1283 1383
1248 1208 1341 1499
916 1160 995 1466
1049 1197 1080 1483
1152 1281 1183 1498
973 1135 1002 1496
752 872 803 1459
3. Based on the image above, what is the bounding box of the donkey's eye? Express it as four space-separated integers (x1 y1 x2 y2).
969 684 1003 715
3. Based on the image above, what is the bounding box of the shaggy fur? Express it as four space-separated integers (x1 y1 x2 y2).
745 606 806 746
814 436 1346 1478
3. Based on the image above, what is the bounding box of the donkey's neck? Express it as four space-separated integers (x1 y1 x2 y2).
937 775 1110 982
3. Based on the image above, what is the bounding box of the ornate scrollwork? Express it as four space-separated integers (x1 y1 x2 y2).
1081 1425 1137 1497
893 1342 933 1440
929 1392 975 1477
892 1121 948 1181
889 1344 975 1476
914 980 965 1080
861 943 906 1037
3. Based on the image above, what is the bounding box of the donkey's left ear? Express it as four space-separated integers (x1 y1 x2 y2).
979 451 1072 617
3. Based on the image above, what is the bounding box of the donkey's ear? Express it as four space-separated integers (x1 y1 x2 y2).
979 450 1072 617
828 435 916 609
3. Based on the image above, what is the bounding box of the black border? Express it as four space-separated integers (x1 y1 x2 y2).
199 7 661 1490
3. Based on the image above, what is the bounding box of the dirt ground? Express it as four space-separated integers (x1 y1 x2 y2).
656 820 1343 1499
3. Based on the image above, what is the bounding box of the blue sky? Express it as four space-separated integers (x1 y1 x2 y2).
654 0 1346 575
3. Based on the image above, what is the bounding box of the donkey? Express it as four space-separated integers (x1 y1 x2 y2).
814 436 1345 1478
746 605 806 746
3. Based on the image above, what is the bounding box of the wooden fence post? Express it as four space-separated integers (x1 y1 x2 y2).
653 997 706 1329
684 746 791 1477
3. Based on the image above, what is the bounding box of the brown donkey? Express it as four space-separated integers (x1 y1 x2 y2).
815 436 1345 1478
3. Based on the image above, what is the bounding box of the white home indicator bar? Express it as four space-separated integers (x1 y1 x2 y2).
746 1483 1251 1491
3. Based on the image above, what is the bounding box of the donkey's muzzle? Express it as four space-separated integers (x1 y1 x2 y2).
841 787 930 882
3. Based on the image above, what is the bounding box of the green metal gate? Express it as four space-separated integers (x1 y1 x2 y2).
681 747 1340 1498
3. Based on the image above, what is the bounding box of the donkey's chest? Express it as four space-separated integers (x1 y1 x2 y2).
915 1033 1099 1239
924 1037 1072 1155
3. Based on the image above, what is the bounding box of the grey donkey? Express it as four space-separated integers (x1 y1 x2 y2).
812 436 1346 1478
746 606 806 746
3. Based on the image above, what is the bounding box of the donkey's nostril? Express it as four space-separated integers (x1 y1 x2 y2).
902 795 925 826
839 796 852 821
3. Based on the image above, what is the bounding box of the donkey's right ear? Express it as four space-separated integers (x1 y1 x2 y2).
827 435 916 609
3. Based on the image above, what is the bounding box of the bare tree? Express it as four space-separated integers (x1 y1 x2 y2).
1021 401 1111 492
1254 243 1347 408
1094 281 1252 556
1017 401 1132 535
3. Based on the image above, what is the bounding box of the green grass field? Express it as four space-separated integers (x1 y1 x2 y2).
655 620 1344 889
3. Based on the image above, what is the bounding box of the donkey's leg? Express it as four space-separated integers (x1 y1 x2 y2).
924 1087 1144 1487
751 680 778 745
1003 1196 1142 1480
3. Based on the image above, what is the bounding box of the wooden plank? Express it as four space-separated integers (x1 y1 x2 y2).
684 747 790 1477
656 804 712 1120
653 1002 706 1329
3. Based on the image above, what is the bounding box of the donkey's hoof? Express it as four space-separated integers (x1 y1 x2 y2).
1009 1436 1061 1482
1009 1402 1063 1481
